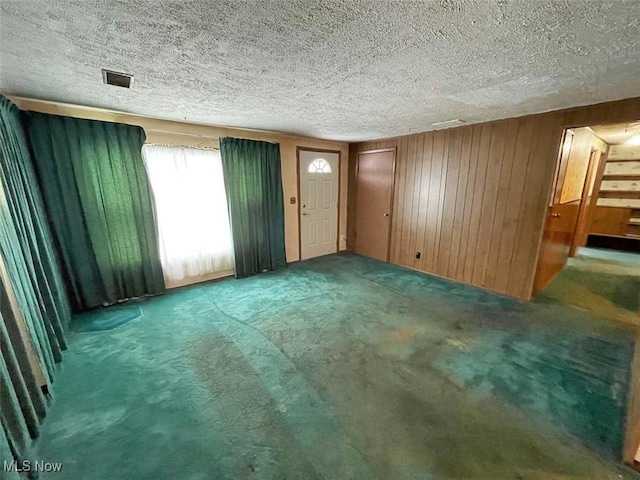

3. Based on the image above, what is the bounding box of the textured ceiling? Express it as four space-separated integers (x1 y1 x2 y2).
1 0 640 142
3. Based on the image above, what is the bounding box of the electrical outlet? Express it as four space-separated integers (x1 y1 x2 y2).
415 251 421 259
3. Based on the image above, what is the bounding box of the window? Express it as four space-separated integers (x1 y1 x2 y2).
142 145 234 287
308 158 332 173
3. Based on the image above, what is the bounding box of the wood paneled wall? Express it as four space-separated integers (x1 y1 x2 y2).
349 97 640 300
561 129 607 256
559 128 607 204
590 207 632 236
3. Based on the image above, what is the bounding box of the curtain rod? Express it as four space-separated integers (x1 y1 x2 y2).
145 142 219 151
144 128 218 138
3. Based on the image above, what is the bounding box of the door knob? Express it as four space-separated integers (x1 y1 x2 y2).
383 213 389 217
302 212 309 216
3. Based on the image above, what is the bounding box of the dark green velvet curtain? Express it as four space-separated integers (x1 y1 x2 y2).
23 112 165 311
0 95 70 464
220 137 286 278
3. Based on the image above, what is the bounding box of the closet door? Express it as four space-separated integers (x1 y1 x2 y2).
354 148 396 262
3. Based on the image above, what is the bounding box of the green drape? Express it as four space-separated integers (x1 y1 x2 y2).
23 112 165 311
0 96 69 371
220 137 286 278
1 95 70 464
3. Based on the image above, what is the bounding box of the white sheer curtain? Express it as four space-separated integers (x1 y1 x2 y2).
142 145 234 287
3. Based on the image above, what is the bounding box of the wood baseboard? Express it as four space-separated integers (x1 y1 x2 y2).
586 234 640 253
165 269 234 289
624 329 640 470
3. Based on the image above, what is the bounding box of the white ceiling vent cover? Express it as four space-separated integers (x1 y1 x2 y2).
101 69 133 88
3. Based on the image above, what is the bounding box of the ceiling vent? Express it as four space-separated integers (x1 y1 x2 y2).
101 69 133 88
432 119 465 128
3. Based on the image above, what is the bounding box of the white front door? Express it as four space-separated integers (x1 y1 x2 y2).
299 150 339 260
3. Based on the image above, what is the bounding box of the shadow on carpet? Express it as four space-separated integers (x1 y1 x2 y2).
71 303 143 332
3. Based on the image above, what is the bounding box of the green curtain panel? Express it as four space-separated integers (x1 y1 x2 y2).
23 111 165 311
1 274 46 467
220 137 286 278
0 95 70 464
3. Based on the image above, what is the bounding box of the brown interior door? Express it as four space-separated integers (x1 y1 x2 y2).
354 148 396 261
534 202 582 293
533 130 578 294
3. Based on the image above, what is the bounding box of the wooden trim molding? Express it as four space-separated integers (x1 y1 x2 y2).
164 270 234 289
624 328 640 471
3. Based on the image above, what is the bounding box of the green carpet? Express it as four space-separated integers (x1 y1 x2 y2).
536 247 640 326
31 252 639 479
71 304 143 332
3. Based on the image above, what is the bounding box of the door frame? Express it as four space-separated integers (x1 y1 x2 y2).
569 146 606 256
533 127 608 293
355 147 397 262
625 329 640 472
534 119 640 469
296 146 342 262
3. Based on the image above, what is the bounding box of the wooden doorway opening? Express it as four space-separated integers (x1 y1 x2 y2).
533 120 640 471
534 120 640 296
533 127 608 294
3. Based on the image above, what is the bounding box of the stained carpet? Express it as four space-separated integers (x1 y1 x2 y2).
31 251 640 479
536 247 640 326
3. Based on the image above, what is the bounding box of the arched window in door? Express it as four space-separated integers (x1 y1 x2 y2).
308 158 332 174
